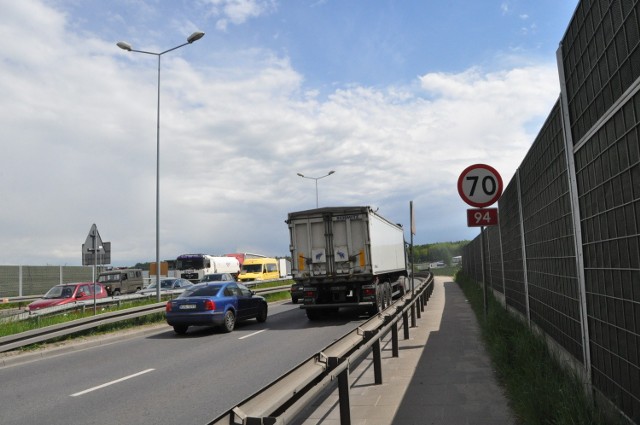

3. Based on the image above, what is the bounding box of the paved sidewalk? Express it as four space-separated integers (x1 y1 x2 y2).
295 276 517 425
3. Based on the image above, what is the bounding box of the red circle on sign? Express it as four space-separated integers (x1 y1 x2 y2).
457 164 503 207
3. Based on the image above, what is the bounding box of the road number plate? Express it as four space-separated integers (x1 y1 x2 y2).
179 304 196 310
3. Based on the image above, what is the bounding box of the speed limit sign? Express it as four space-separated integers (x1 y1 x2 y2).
457 164 503 207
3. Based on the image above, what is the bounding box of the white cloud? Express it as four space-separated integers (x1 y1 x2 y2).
0 0 561 265
201 0 276 30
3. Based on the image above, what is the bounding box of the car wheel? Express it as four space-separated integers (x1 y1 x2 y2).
222 310 235 332
173 325 188 335
291 297 298 304
113 289 121 297
256 303 268 323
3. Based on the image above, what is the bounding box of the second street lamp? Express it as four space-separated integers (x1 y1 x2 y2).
297 170 335 208
117 31 204 302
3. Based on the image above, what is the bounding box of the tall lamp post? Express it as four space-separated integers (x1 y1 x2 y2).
117 31 205 302
296 170 335 208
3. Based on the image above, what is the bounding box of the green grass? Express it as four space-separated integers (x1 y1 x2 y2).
0 301 29 310
262 290 293 303
455 272 624 425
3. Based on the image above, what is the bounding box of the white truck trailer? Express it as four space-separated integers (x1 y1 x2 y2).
286 206 408 319
175 254 241 282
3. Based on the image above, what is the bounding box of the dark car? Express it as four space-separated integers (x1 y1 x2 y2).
290 282 303 304
27 282 108 311
137 278 193 295
165 281 268 334
199 273 235 283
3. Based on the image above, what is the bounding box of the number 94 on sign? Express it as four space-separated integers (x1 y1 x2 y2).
467 208 498 227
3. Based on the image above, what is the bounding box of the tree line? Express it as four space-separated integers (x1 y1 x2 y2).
410 241 469 266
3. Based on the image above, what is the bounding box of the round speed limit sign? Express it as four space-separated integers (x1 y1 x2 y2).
457 164 503 207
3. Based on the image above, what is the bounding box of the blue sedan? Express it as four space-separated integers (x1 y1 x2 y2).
165 281 268 334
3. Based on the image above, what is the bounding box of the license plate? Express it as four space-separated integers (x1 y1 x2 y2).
332 286 346 291
179 304 196 310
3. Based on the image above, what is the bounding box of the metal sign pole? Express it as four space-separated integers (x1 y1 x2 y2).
480 226 487 319
410 201 416 327
93 230 97 315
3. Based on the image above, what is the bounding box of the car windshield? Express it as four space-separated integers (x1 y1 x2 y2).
176 257 204 271
146 279 176 290
179 284 222 298
43 286 74 299
242 264 262 273
202 274 223 281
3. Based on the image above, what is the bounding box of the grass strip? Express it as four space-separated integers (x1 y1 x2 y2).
455 272 624 425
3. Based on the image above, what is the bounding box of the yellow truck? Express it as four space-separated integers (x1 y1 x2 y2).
237 257 280 282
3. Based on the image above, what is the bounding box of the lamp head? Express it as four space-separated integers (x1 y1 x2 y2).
328 170 335 175
187 31 205 43
297 173 304 177
116 41 132 51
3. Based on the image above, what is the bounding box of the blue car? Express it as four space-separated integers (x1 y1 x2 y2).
165 281 267 334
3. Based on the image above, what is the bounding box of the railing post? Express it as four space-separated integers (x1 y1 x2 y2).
416 296 421 319
403 310 410 339
372 339 383 384
329 357 351 425
392 321 399 357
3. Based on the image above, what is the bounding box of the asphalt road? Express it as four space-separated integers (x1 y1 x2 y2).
0 301 371 425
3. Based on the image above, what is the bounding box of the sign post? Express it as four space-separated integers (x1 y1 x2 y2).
458 164 503 318
410 201 416 327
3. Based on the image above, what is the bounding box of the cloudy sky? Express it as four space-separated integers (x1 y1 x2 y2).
1 0 578 266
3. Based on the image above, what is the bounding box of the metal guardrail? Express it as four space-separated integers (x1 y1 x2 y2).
0 303 166 353
206 272 434 425
0 285 293 353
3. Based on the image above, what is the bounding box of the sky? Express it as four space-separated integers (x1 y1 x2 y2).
0 0 579 266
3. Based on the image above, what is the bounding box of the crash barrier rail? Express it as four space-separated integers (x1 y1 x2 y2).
206 272 434 425
0 285 292 353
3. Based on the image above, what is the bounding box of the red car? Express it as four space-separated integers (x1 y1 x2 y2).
27 282 108 311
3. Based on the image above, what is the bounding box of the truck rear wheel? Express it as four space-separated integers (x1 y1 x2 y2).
306 309 321 320
384 282 392 307
375 285 385 313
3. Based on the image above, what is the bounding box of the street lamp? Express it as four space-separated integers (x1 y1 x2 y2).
117 31 205 302
296 170 335 208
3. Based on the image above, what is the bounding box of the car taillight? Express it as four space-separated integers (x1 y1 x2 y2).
204 300 216 311
363 288 376 296
165 302 172 312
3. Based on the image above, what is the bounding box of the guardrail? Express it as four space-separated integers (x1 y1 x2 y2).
0 285 293 353
206 272 434 425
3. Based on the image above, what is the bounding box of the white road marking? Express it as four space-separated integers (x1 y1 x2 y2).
70 368 155 397
238 329 267 340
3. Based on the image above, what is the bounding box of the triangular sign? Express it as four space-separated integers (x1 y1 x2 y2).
83 224 103 251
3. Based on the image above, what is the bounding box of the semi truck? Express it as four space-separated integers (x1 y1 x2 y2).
175 254 241 282
286 206 408 320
